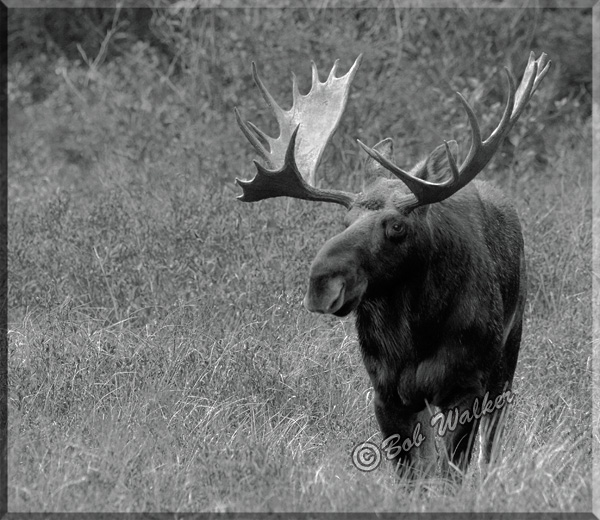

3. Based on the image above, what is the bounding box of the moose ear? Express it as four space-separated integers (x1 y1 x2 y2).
423 140 459 183
363 138 394 187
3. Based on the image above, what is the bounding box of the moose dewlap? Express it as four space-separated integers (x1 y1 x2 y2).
235 52 550 476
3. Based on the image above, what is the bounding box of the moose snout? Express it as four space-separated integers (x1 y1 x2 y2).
303 276 346 314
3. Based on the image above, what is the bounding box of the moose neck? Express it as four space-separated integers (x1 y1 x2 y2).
355 201 481 366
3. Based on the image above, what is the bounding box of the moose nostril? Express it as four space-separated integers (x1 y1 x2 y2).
304 277 346 314
326 283 345 312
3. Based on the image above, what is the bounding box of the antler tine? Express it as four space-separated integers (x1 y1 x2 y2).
485 67 517 145
246 120 271 146
511 52 550 126
357 52 550 211
251 61 285 122
328 59 340 80
356 139 454 203
234 107 273 168
532 53 551 92
443 140 460 185
453 67 516 188
291 71 301 105
311 60 321 85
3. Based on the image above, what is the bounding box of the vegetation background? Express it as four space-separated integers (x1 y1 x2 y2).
7 3 595 513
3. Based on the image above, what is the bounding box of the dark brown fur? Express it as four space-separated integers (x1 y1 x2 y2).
304 145 526 475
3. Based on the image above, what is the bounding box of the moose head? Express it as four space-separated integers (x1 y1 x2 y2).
235 53 550 476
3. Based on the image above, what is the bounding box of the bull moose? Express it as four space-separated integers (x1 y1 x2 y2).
234 52 550 475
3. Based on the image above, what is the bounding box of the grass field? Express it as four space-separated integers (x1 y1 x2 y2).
7 6 596 513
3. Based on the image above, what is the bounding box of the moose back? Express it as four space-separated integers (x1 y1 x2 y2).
234 52 550 474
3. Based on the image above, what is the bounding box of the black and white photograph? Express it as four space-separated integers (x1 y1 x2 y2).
5 0 597 514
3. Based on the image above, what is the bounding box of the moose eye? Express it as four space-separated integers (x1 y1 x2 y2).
386 221 406 241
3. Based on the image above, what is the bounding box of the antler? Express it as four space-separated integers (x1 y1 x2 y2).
357 52 551 211
235 56 362 208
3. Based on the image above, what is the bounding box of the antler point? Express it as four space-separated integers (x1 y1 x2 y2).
310 60 321 85
503 67 516 91
329 59 340 81
356 139 370 153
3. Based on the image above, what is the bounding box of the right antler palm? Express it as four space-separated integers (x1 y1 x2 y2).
235 56 362 208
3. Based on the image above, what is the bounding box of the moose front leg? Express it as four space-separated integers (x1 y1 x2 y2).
433 394 483 477
373 392 435 477
436 386 515 477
